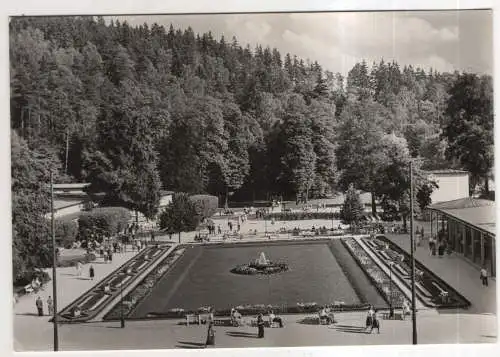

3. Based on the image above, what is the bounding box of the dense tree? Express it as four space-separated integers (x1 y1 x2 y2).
442 74 494 192
159 193 200 243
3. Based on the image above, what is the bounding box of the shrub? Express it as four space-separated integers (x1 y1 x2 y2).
190 194 218 220
264 212 340 221
57 253 96 268
14 269 51 288
78 207 131 240
55 219 78 248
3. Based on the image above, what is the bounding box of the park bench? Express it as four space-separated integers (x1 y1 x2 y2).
185 314 201 326
382 311 403 320
24 284 34 294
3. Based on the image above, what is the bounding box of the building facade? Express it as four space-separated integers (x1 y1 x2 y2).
427 169 470 204
428 198 496 277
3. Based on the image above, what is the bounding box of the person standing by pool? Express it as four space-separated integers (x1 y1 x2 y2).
257 313 265 338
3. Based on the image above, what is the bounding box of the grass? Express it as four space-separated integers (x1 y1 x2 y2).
129 241 383 317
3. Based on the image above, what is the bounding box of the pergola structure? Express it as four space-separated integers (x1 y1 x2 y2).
428 197 496 277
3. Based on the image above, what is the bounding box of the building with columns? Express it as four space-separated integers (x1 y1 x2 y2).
428 197 496 277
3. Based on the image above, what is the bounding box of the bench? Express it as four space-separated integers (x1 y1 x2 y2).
24 284 34 294
185 314 200 326
382 311 403 320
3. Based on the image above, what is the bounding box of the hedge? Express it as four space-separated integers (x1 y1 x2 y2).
264 212 341 221
55 219 78 248
57 253 97 268
78 207 131 240
190 194 218 220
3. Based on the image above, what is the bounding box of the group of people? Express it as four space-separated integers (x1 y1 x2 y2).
365 306 380 333
318 307 335 324
35 295 54 317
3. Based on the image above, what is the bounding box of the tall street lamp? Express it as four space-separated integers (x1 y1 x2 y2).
49 170 59 351
389 262 394 318
409 160 418 344
120 277 125 328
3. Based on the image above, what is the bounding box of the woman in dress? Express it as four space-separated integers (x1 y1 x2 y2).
205 321 215 347
365 305 374 330
89 265 95 280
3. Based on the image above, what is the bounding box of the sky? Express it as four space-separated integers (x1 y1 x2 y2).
114 10 493 76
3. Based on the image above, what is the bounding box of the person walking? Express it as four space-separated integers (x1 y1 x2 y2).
89 265 95 281
257 313 265 338
47 296 54 316
218 225 221 235
35 296 44 316
480 267 489 286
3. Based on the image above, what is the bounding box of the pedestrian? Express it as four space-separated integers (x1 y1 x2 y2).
257 313 265 338
365 305 374 330
480 267 488 286
237 223 241 232
47 296 54 316
35 296 44 316
370 310 380 334
205 321 215 347
104 253 108 263
108 250 113 263
218 225 221 235
89 265 95 281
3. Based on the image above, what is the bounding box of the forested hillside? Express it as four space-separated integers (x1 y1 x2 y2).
10 16 494 216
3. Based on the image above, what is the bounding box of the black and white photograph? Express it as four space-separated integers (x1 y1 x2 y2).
7 2 497 353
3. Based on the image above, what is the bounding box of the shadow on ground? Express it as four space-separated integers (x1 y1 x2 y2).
176 341 207 349
334 324 371 334
226 331 260 338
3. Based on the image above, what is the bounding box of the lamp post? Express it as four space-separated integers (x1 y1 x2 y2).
389 262 394 318
409 160 417 344
120 278 125 328
49 170 59 351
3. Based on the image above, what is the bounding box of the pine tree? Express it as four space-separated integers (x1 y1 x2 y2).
340 183 364 226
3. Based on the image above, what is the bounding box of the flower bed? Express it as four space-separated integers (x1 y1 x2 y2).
57 244 171 323
144 301 372 319
373 236 471 309
264 212 340 221
103 247 186 320
230 262 289 275
341 237 406 308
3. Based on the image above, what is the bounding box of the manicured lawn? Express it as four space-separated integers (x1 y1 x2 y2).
130 241 363 316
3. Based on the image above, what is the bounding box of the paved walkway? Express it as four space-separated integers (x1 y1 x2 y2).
13 221 497 351
385 233 496 315
13 248 139 350
14 309 496 351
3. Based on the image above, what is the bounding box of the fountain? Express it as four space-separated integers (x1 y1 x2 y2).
256 252 269 267
231 251 288 275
